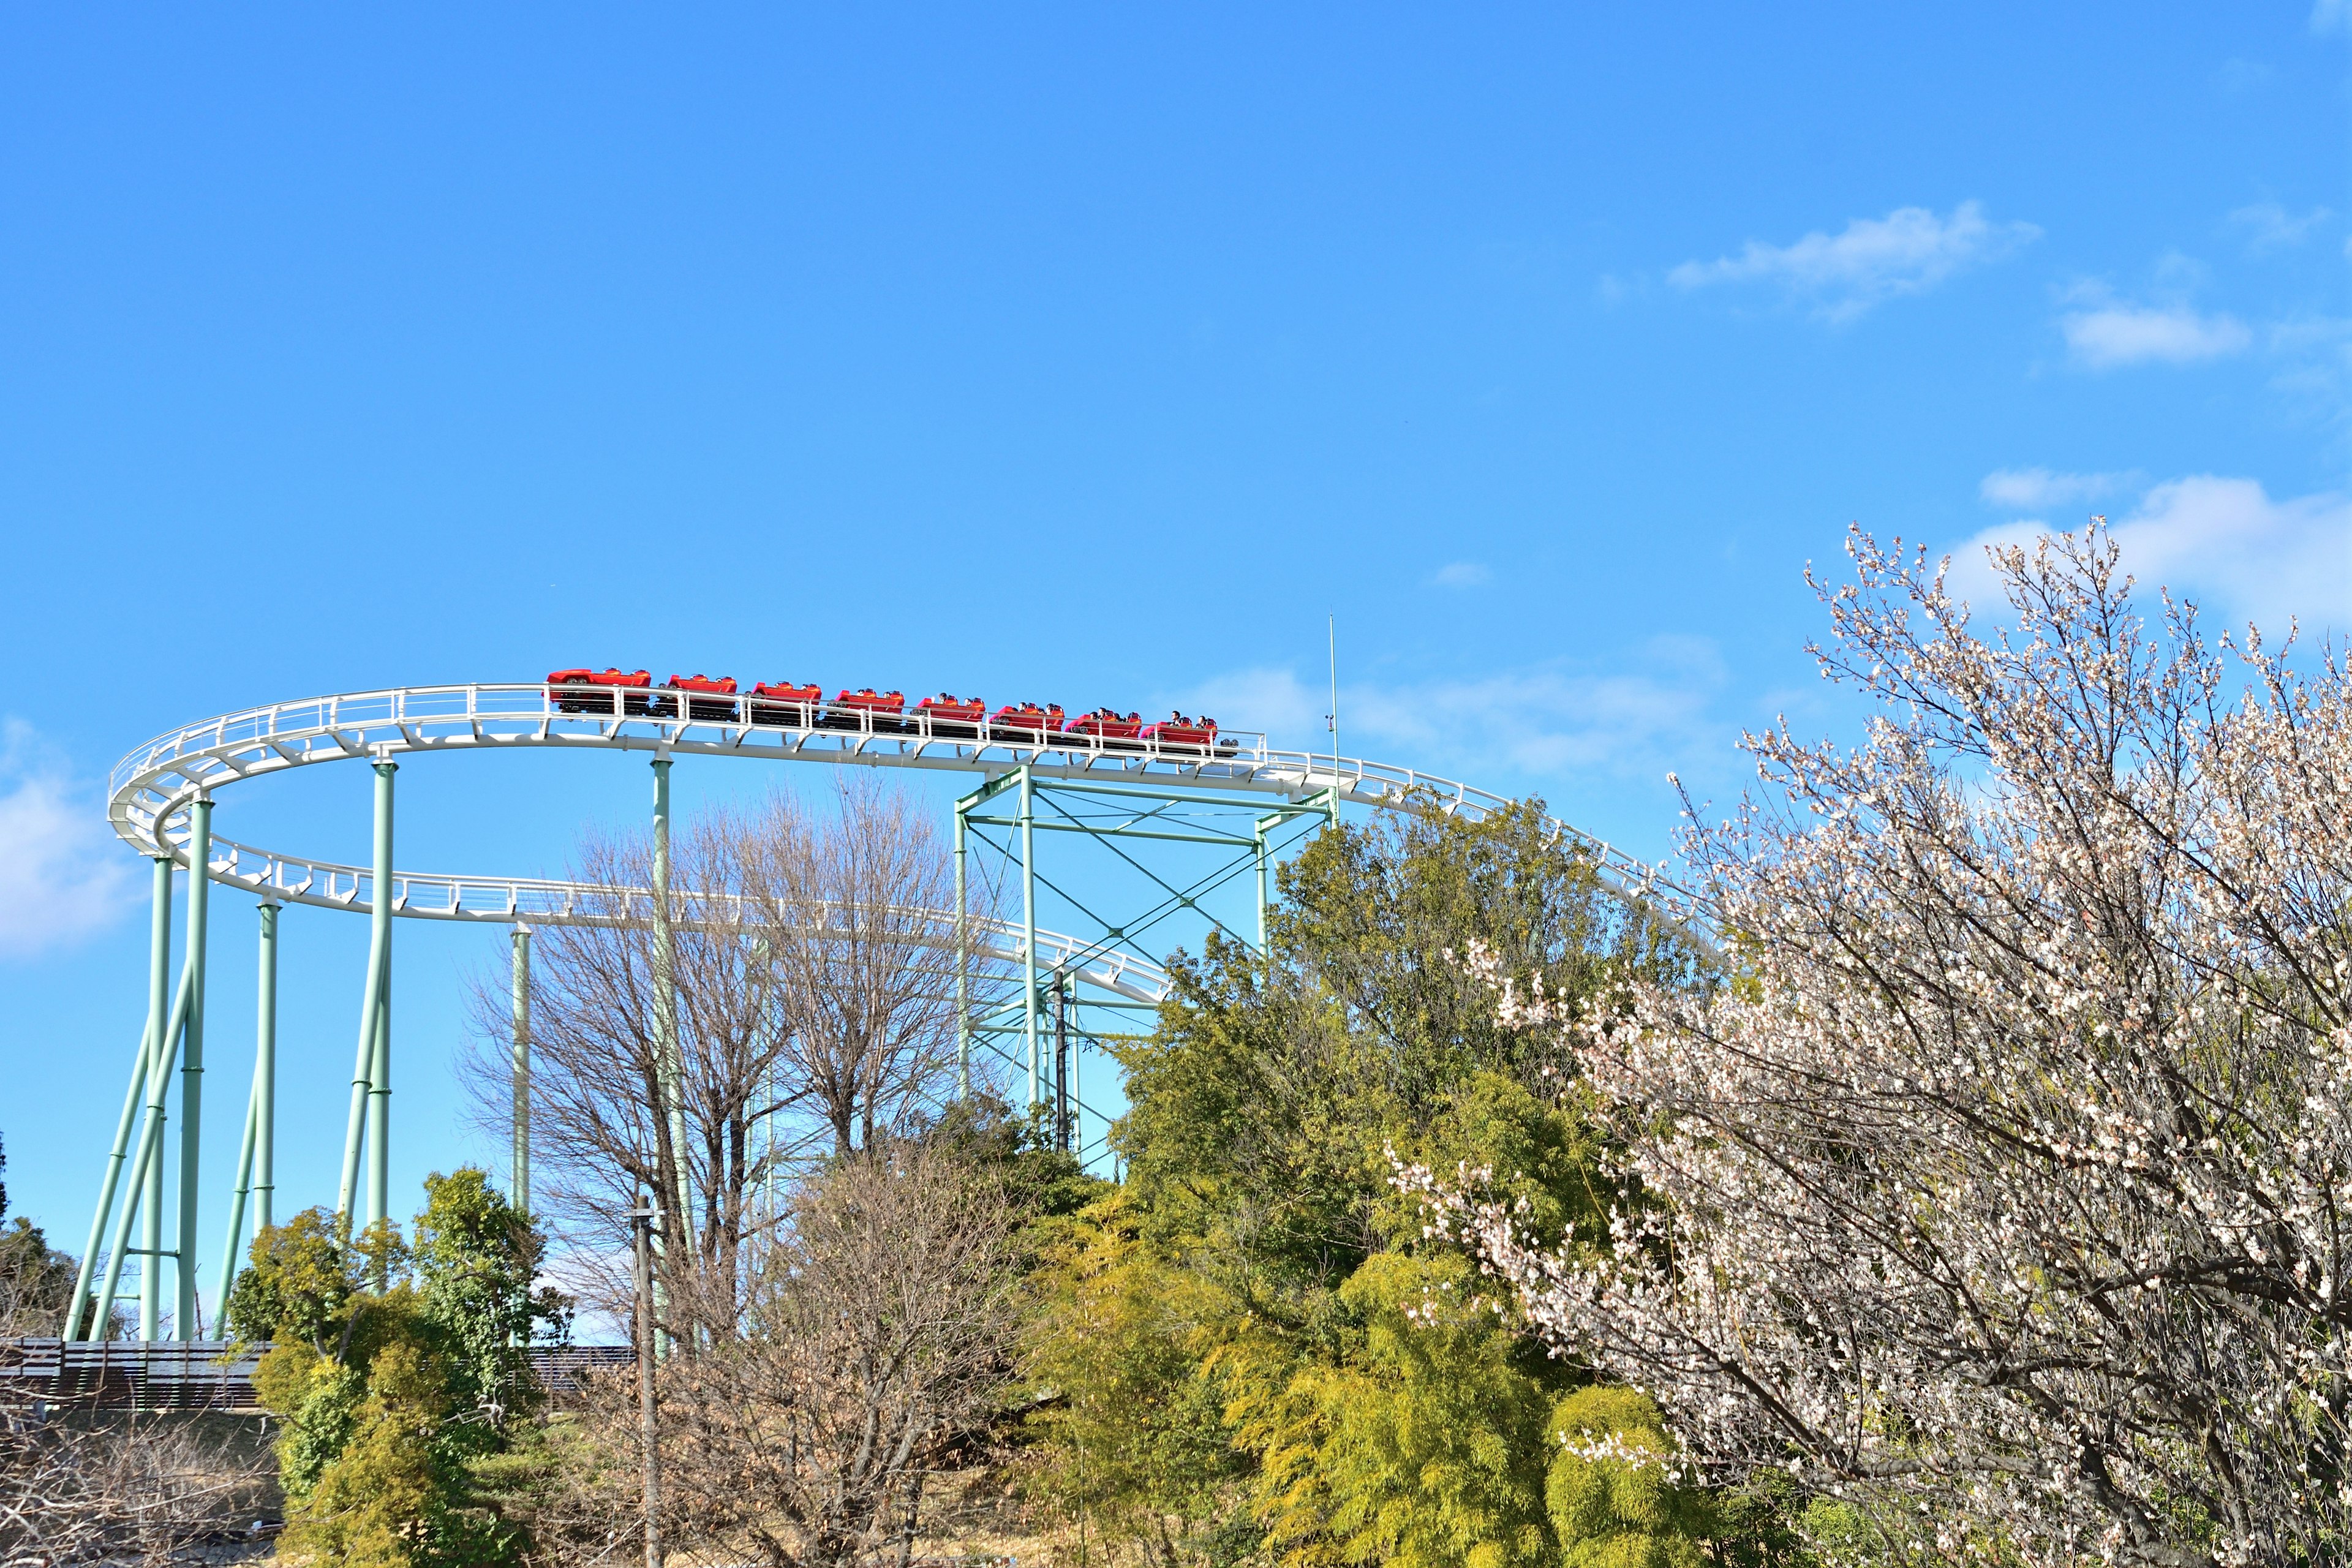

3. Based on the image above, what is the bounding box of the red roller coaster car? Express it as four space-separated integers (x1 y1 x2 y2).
1142 712 1219 755
988 703 1065 739
749 680 823 726
916 693 987 738
828 688 910 733
1063 707 1145 750
547 668 1237 756
546 667 654 715
659 673 740 722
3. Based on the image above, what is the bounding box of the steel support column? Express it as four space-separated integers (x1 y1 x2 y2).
954 805 969 1098
102 957 192 1342
1017 767 1038 1109
67 858 174 1343
1254 812 1274 952
254 901 277 1234
141 860 174 1340
338 759 396 1234
511 925 531 1214
216 899 278 1307
175 797 213 1338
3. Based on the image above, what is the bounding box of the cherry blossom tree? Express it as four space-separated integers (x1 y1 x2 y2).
1406 527 2352 1568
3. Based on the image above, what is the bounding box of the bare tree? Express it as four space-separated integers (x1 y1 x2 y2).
1408 527 2352 1568
466 779 1003 1341
745 780 971 1159
0 1405 276 1565
544 1140 1019 1568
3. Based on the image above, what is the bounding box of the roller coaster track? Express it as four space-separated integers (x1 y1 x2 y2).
107 682 1711 999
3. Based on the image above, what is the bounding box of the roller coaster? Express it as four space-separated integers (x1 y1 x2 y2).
65 672 1701 1348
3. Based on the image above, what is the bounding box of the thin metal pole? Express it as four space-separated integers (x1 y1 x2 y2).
511 925 531 1215
68 858 173 1341
1328 614 1339 790
650 755 683 1354
633 1191 663 1568
337 760 396 1231
254 902 277 1234
176 797 212 1340
954 804 969 1098
1018 767 1038 1110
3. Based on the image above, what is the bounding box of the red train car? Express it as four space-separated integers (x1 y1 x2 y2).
1064 707 1145 750
749 680 823 727
988 703 1065 741
916 693 987 738
546 667 654 715
828 688 910 733
1142 712 1219 755
655 673 739 722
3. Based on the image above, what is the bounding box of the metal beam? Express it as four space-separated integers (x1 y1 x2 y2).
176 797 212 1338
512 924 531 1215
337 760 396 1232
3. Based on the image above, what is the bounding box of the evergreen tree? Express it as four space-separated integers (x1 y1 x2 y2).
230 1169 564 1567
1025 803 1761 1568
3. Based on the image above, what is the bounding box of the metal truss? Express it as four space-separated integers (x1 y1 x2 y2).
953 769 1340 1164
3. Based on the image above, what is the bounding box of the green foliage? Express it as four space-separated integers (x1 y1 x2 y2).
1545 1389 1708 1568
1024 1194 1253 1554
1024 805 1758 1568
234 1169 564 1566
0 1215 80 1336
226 1207 355 1352
412 1168 568 1420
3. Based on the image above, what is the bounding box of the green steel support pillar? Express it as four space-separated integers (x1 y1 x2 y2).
1017 767 1038 1110
110 956 192 1342
953 805 970 1098
67 856 175 1343
1254 813 1274 953
511 925 531 1215
176 797 213 1339
254 901 277 1233
338 759 396 1235
142 859 175 1340
220 1080 258 1312
216 899 279 1308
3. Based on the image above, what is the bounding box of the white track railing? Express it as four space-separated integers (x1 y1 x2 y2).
174 830 1170 1005
109 681 1713 965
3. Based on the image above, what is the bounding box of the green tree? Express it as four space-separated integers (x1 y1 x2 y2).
1020 804 1806 1568
230 1169 563 1567
1025 803 1738 1568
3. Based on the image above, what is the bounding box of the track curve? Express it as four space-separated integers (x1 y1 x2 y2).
108 682 1709 982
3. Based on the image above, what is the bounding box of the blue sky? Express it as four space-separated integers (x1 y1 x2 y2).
2 5 2345 1306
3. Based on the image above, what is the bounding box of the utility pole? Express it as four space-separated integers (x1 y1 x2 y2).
632 1190 663 1568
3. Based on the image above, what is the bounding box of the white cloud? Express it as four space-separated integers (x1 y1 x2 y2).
1169 639 1731 790
2060 303 2252 368
2315 0 2350 34
1668 201 2039 323
0 719 138 959
2228 201 2332 253
1978 467 2140 509
1433 562 1491 589
1948 475 2351 633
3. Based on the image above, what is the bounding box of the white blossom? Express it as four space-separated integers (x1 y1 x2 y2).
1403 529 2352 1568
